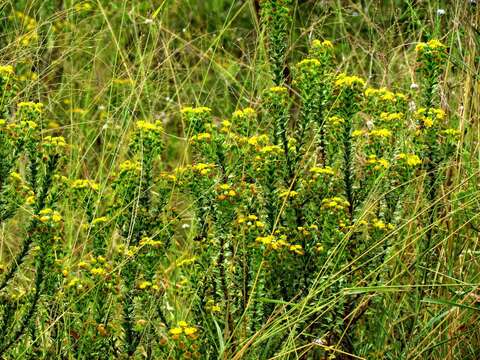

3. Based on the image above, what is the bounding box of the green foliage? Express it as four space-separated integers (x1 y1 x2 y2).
0 1 479 359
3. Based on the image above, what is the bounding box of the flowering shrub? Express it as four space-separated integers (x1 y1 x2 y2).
0 1 478 359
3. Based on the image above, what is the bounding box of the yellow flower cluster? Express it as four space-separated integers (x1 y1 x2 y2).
237 214 266 229
335 73 366 88
322 197 350 210
415 108 445 128
372 219 395 231
279 190 298 199
192 163 215 175
0 65 14 77
380 112 403 121
366 155 389 170
177 257 197 267
190 132 212 143
415 39 446 53
136 120 163 132
296 58 321 68
369 128 392 138
139 236 163 248
255 234 303 254
268 86 288 93
327 115 344 126
397 153 421 167
43 136 67 148
119 160 141 173
232 107 256 119
259 145 283 155
169 322 198 340
217 183 237 200
38 208 63 223
310 166 335 177
181 106 212 115
71 179 100 191
18 101 44 113
311 39 333 49
365 87 406 102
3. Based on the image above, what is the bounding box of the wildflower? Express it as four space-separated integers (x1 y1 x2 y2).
178 321 188 327
71 179 100 191
181 106 212 115
311 39 333 49
289 244 304 255
279 190 298 198
43 136 67 148
268 86 288 93
397 153 422 166
119 160 141 173
327 115 344 126
369 128 392 138
335 73 366 88
18 101 44 113
0 65 14 77
352 130 365 137
184 327 198 336
136 120 161 132
90 267 106 276
190 132 211 142
138 281 152 290
372 219 386 230
169 327 183 336
310 166 335 176
232 107 256 119
380 112 403 121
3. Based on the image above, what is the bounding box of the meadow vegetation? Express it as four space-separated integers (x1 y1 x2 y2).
0 1 479 359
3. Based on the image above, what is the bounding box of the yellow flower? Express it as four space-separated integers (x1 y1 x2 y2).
415 42 427 52
427 39 446 50
380 112 403 121
136 120 158 131
90 267 106 276
352 130 365 137
191 132 211 142
369 128 392 138
268 86 288 93
138 281 152 290
178 321 188 327
0 65 14 77
327 115 344 126
335 73 366 88
18 101 44 112
297 58 321 68
184 327 198 336
310 166 335 176
43 136 67 148
181 106 212 115
169 327 183 335
372 219 386 230
119 160 141 173
398 153 421 167
289 244 304 255
279 190 298 198
71 179 100 191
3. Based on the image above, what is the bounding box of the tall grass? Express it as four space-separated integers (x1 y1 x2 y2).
0 1 479 359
